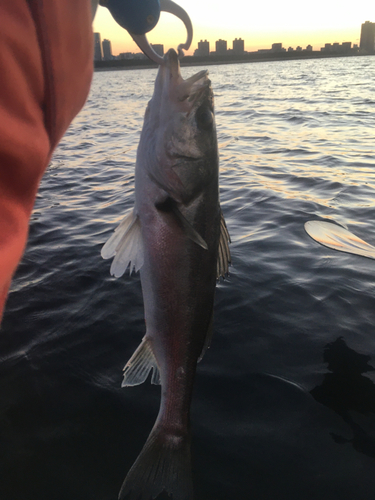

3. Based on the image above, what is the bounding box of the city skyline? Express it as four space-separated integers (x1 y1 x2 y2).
93 33 364 62
93 0 373 56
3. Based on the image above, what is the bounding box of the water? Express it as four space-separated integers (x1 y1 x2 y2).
2 56 375 500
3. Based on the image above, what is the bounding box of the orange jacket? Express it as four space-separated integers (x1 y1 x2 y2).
0 0 93 320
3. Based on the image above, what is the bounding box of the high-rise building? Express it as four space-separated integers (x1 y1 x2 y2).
151 44 164 57
94 32 102 61
119 53 133 59
102 39 112 61
233 38 244 54
215 39 227 55
360 21 375 53
197 39 209 57
271 43 283 52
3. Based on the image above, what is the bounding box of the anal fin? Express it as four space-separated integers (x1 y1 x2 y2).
122 337 160 387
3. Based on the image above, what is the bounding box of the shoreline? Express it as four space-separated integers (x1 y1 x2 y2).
94 51 374 72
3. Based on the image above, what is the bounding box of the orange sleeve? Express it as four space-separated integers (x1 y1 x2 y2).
0 0 93 320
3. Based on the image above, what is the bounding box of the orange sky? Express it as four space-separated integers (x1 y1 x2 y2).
93 0 373 56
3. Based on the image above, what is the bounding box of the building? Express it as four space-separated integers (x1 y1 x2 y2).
151 44 164 57
296 46 302 52
271 43 285 52
233 38 244 54
341 42 352 51
215 39 227 55
133 53 147 60
102 39 112 61
306 45 313 51
119 52 133 60
94 32 102 61
360 21 375 53
195 39 209 57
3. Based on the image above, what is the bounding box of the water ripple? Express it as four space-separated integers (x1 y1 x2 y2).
1 56 375 500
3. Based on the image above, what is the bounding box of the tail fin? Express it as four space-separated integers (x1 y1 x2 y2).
118 424 193 500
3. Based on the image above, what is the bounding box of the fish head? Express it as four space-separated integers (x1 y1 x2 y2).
142 49 218 204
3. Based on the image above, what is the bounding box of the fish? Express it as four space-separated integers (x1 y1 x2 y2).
101 48 231 500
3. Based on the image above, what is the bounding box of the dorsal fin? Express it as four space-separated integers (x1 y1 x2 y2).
101 208 135 260
101 208 144 277
198 311 214 362
217 210 231 278
199 211 231 362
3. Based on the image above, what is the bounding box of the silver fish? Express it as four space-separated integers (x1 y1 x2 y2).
101 48 230 500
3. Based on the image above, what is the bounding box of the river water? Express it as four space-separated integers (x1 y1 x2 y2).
1 55 375 500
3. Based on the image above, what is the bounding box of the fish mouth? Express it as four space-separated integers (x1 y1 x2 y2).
164 48 181 78
162 49 210 111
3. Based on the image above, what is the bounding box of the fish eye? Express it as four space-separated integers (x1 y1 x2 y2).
196 106 213 130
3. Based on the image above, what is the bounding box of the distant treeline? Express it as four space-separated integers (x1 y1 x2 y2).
94 49 373 71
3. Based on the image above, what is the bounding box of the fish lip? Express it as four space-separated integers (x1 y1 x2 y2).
186 82 211 113
165 47 179 62
183 73 210 103
164 48 180 78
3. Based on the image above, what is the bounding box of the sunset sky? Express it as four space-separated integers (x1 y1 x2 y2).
93 0 374 56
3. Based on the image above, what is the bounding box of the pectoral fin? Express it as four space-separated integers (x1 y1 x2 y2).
155 197 208 250
101 208 144 277
172 204 208 250
217 210 231 278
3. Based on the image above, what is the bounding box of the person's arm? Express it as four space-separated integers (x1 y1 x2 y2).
0 0 94 321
